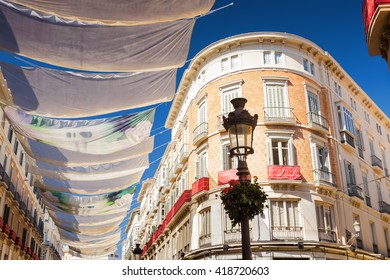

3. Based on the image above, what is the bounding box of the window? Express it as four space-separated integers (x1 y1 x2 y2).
310 62 315 75
334 81 342 97
377 182 383 203
264 80 290 119
222 144 234 170
356 129 365 158
364 111 370 124
316 204 336 242
272 140 289 165
270 200 302 240
221 85 241 116
199 208 211 243
198 70 205 84
344 160 356 187
221 58 229 72
376 123 382 135
384 228 390 254
313 145 330 174
370 222 378 253
198 101 206 125
195 151 208 179
362 174 371 207
231 55 239 69
263 51 271 64
221 55 240 72
337 105 355 136
13 140 18 155
8 128 13 143
275 52 283 65
267 134 294 166
303 59 315 75
303 59 309 72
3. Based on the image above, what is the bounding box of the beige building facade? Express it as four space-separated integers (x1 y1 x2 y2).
0 106 63 260
127 32 390 260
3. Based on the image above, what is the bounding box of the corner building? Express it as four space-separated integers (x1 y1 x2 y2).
134 32 390 260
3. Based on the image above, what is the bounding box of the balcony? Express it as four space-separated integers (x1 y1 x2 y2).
373 243 379 254
264 107 295 124
168 166 176 183
173 156 181 174
192 122 208 146
142 190 192 256
192 177 209 197
179 144 189 163
314 169 336 187
348 185 364 200
356 238 363 249
307 112 329 132
379 201 390 215
371 155 383 173
340 131 355 151
9 229 17 242
271 226 303 241
218 169 238 185
363 0 390 61
199 233 211 247
217 113 228 131
318 228 337 243
385 168 389 177
267 165 302 181
224 228 254 243
365 196 372 207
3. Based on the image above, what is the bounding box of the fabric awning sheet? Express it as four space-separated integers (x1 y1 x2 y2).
0 62 175 117
37 171 144 195
5 107 154 155
68 245 118 259
30 155 148 181
55 222 123 236
50 210 127 226
18 134 154 166
59 229 121 245
39 185 135 216
5 0 215 25
0 2 195 71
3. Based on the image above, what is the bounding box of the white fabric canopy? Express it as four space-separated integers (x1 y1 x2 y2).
58 228 122 243
39 185 135 216
37 171 144 195
30 155 148 181
6 107 154 155
0 62 175 117
18 134 154 167
5 0 215 25
0 2 195 71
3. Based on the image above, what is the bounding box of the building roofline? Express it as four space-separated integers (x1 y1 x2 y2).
165 31 389 129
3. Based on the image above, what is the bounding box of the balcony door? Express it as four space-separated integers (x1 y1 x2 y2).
265 83 289 119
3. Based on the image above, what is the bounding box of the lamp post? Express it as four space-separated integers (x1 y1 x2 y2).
132 244 142 260
223 97 258 260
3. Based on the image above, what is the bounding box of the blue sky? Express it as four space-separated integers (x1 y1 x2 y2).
142 0 390 184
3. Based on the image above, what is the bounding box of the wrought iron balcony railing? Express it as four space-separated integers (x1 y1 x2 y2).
371 155 383 170
264 107 295 122
348 185 364 200
307 112 328 130
192 122 208 145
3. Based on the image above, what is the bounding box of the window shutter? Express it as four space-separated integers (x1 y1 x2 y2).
195 157 200 179
323 147 330 171
344 160 351 187
267 139 273 165
288 139 294 165
350 164 356 185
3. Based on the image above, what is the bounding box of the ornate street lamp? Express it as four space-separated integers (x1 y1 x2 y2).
132 244 142 260
222 97 258 260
